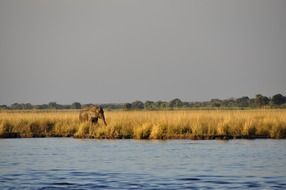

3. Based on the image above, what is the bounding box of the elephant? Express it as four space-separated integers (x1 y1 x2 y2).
79 106 107 125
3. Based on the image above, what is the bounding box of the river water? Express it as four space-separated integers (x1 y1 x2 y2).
0 138 285 189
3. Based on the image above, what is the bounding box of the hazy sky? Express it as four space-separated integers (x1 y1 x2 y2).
0 0 285 104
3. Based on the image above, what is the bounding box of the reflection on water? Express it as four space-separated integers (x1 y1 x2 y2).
0 139 285 189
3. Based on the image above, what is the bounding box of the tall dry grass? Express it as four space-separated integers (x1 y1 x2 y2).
0 109 286 139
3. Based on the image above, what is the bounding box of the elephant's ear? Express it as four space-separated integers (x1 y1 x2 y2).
93 107 100 117
90 106 98 114
88 111 94 118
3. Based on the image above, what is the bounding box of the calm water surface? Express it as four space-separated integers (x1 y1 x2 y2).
0 138 285 189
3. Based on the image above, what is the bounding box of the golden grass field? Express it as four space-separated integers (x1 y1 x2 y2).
0 109 286 139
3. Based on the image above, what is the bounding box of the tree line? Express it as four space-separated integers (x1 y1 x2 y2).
1 93 286 110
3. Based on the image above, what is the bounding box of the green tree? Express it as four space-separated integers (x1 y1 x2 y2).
255 94 270 107
144 101 155 110
210 99 222 107
155 100 168 109
71 102 81 109
0 105 8 110
169 98 183 108
11 103 22 109
48 102 58 109
131 100 144 109
236 96 250 107
124 103 132 110
271 94 286 105
23 103 33 109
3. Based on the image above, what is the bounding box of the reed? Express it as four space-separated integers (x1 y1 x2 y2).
0 110 286 139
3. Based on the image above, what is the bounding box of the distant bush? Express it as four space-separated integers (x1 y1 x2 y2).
271 94 286 106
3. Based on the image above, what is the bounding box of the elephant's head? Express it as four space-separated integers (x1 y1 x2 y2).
89 106 107 125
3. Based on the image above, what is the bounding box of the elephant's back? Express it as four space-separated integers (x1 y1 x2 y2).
79 106 101 122
89 106 100 112
79 110 89 122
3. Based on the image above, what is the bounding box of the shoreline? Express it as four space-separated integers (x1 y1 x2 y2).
0 134 283 140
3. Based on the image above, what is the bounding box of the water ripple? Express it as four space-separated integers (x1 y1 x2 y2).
0 139 285 189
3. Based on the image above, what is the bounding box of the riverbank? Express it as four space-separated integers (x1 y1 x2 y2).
0 110 286 139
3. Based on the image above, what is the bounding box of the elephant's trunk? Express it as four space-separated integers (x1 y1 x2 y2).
102 115 107 126
99 107 107 126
